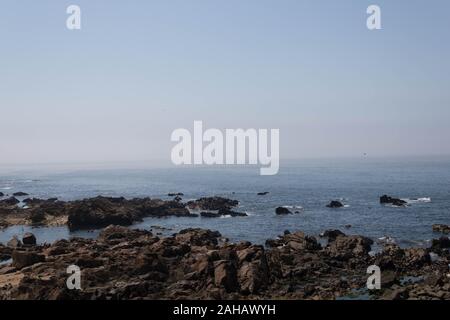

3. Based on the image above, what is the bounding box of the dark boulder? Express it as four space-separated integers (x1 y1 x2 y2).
168 193 184 197
380 195 407 207
0 192 4 197
257 192 269 196
275 207 292 215
326 201 344 208
22 233 37 246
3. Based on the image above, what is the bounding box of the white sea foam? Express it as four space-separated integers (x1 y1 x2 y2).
404 197 431 204
377 236 396 244
282 205 304 210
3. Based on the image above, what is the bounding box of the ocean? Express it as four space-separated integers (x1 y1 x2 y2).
1 157 450 248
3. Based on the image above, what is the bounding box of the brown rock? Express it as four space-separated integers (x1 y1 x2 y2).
432 224 450 234
214 260 238 292
12 250 45 269
7 237 22 248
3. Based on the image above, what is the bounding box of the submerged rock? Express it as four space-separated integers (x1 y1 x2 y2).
257 192 269 196
200 211 221 218
218 209 247 217
168 193 184 197
13 192 29 197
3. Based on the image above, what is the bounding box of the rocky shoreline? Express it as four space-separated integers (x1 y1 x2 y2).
0 194 449 300
0 225 449 300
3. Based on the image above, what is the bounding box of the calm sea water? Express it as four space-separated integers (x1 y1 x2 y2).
1 157 450 247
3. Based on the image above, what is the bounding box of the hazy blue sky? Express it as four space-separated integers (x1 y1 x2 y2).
1 0 449 165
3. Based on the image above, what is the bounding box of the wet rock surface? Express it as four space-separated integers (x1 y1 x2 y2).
380 195 407 207
0 226 449 300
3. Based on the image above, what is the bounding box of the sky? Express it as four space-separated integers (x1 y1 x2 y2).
0 0 449 166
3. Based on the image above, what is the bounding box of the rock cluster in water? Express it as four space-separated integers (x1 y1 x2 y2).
380 195 407 207
0 196 247 230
